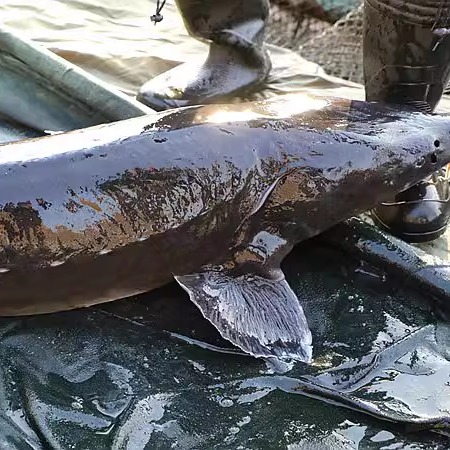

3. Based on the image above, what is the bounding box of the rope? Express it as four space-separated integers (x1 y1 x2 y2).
150 0 167 25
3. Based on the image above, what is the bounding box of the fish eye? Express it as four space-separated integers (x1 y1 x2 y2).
434 140 440 148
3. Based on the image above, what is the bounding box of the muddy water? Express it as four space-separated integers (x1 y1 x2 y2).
2 0 197 94
2 0 370 99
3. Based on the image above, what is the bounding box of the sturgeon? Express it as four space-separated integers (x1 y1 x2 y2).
0 93 449 362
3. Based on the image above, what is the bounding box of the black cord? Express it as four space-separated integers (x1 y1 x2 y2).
150 0 167 24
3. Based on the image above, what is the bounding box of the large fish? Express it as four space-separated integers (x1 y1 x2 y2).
0 93 448 363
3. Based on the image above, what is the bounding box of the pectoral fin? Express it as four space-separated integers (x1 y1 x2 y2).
175 268 312 363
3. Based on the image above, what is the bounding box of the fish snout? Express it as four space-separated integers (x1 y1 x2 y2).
384 121 450 195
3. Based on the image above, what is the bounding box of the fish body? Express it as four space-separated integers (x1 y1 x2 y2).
0 93 449 361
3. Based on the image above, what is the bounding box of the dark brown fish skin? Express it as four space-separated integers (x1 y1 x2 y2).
363 0 450 111
0 93 448 316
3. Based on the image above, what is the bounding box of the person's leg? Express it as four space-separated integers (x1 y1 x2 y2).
138 0 272 111
363 0 450 242
364 0 450 111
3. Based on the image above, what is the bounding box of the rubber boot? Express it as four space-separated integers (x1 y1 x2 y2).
363 0 450 243
137 0 272 111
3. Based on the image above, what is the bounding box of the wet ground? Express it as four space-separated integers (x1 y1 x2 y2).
2 240 450 449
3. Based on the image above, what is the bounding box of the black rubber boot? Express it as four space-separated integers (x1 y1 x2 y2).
363 0 450 243
371 170 450 243
137 0 272 111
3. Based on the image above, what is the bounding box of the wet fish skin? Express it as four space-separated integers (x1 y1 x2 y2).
0 93 449 361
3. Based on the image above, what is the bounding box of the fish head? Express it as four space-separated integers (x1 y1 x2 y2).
331 100 450 195
374 111 450 194
268 101 450 242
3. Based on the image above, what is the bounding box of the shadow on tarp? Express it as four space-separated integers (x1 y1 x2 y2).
0 236 449 449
